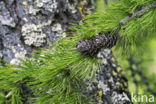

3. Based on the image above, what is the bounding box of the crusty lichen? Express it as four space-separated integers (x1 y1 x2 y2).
28 0 58 15
22 23 46 47
10 50 27 65
51 23 66 41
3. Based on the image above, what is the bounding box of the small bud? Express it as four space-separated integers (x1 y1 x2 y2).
22 1 28 6
98 90 103 97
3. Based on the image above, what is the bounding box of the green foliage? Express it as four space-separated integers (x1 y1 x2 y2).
0 66 23 104
0 0 155 103
21 47 98 103
71 0 156 55
119 9 156 55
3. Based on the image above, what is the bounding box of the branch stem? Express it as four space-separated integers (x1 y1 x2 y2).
120 1 156 25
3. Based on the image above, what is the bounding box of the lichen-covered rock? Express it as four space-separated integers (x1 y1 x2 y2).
0 1 15 27
51 23 66 41
27 0 58 15
10 50 27 65
2 32 27 64
35 0 58 12
85 49 132 104
0 0 94 63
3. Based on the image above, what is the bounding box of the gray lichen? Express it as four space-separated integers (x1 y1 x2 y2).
22 23 46 47
10 50 27 65
35 0 58 12
51 23 66 41
27 0 58 15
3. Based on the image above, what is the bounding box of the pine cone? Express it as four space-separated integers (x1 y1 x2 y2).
76 33 119 56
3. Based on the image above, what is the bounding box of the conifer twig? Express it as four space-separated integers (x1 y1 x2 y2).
5 90 13 99
76 1 156 56
120 1 156 25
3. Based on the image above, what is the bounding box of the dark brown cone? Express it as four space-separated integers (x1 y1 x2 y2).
76 33 119 56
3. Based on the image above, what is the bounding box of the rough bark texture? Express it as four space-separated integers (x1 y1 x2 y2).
87 49 132 104
0 0 132 103
0 0 94 64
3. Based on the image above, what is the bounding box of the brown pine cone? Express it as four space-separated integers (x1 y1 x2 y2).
76 33 119 56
